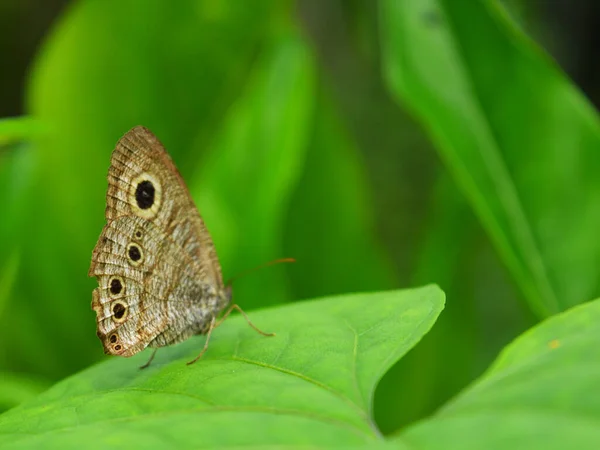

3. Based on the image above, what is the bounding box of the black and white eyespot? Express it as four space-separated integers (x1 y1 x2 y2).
135 180 155 209
111 301 129 323
133 227 144 240
108 276 125 298
129 172 162 219
126 242 144 266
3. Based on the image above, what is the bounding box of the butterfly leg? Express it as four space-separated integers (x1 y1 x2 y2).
187 316 217 365
186 305 275 365
139 348 158 370
215 304 275 337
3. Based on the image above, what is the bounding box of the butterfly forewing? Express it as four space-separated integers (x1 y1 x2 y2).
105 126 222 287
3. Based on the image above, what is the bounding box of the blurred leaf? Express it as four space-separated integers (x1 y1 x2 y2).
0 123 44 375
0 372 50 413
0 286 445 448
380 0 600 316
0 117 40 247
284 90 395 299
0 251 19 321
0 117 45 150
191 31 316 308
0 116 38 255
398 296 600 449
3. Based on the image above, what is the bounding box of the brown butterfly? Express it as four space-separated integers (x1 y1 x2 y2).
88 126 274 368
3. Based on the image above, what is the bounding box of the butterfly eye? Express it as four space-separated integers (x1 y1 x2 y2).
109 333 118 344
134 229 143 239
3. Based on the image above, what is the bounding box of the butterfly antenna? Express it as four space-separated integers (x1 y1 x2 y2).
226 258 296 286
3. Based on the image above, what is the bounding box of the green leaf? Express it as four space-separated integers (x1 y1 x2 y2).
0 117 45 150
0 251 19 322
380 0 600 316
0 116 40 251
0 286 444 448
0 123 46 379
399 296 600 449
0 372 50 413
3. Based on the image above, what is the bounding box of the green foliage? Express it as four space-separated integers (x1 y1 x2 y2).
1 0 599 447
190 34 317 307
398 296 600 450
380 0 600 316
374 0 600 430
0 287 444 448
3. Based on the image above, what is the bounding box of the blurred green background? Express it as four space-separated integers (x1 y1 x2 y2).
0 0 599 436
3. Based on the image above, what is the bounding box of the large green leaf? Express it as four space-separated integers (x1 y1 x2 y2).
398 296 600 449
0 286 445 448
380 0 600 316
0 372 50 413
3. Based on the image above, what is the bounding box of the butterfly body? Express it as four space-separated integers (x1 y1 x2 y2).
89 126 231 357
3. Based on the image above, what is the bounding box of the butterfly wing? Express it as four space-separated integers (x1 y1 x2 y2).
89 127 228 357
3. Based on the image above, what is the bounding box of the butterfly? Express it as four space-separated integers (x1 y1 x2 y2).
88 126 273 368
